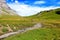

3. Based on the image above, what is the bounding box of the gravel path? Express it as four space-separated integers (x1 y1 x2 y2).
0 23 42 39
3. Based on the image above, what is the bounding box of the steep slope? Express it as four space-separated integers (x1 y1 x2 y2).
0 0 17 15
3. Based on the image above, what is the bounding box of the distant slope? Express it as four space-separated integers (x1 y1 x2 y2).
28 8 60 20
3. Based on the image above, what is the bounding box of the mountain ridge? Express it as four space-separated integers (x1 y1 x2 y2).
0 0 18 15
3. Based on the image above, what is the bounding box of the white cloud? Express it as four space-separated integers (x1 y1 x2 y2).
7 2 60 16
34 1 45 4
15 0 19 3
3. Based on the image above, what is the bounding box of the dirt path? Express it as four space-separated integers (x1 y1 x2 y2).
0 23 42 39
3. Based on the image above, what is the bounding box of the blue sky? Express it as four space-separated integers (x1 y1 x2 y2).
6 0 60 16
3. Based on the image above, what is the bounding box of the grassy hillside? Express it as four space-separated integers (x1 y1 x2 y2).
4 28 60 40
0 15 36 35
0 8 60 36
2 8 60 40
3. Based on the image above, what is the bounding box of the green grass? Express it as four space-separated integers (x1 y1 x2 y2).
0 15 37 35
0 7 60 40
0 8 60 35
3 28 60 40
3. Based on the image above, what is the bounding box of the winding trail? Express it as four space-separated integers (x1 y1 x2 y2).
0 23 42 39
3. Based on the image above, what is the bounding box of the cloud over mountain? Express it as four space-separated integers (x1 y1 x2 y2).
7 0 60 16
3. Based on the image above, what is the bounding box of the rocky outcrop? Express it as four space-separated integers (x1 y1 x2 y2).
0 0 17 15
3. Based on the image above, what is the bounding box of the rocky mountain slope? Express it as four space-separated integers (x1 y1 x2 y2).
0 0 17 15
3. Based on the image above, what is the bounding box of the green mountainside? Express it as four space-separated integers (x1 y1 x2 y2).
3 8 60 40
0 0 60 40
0 8 60 35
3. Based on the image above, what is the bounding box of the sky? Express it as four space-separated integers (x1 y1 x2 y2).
6 0 60 16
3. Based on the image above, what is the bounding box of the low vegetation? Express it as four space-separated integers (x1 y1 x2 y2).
4 28 60 40
0 8 60 40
